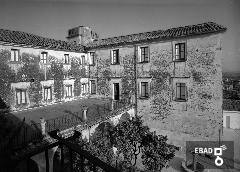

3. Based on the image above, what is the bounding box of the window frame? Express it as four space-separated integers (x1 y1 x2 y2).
41 52 48 64
11 49 20 62
174 43 186 62
175 83 187 101
140 82 149 98
81 55 86 65
65 85 73 97
90 80 96 94
16 89 27 105
44 87 52 101
64 54 70 64
139 46 149 63
89 52 95 66
111 49 120 65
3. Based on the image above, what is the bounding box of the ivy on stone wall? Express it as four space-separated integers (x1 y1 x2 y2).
96 58 111 97
149 50 173 119
16 53 44 106
69 57 86 96
187 46 218 112
50 61 64 101
121 55 135 102
0 50 16 108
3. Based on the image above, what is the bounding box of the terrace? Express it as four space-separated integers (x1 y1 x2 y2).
0 97 133 172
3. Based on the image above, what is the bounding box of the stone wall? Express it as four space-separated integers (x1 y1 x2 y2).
140 33 224 140
90 33 224 141
0 44 87 110
90 45 135 99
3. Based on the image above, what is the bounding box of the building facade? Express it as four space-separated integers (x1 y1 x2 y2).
0 22 226 139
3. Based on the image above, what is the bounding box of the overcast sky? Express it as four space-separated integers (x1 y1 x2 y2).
0 0 239 73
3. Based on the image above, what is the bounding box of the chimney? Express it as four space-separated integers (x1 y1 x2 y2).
66 26 99 46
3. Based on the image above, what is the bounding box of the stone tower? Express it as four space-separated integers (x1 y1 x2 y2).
66 26 99 46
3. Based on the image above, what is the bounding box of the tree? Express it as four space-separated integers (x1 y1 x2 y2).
72 116 178 172
73 122 115 172
141 133 178 171
112 116 179 171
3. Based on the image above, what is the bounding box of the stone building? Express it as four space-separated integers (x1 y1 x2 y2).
0 22 226 140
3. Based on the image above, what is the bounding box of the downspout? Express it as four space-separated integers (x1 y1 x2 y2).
134 45 138 116
88 53 90 96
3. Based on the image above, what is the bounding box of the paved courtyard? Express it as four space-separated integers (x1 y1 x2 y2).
12 97 112 124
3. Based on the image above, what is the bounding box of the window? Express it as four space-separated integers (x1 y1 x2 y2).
89 52 95 65
81 55 85 65
82 83 87 94
11 49 20 62
175 43 185 61
176 83 186 101
66 85 73 97
41 52 48 64
111 49 119 64
113 83 120 100
16 89 27 105
64 54 70 64
139 46 149 63
140 82 149 98
90 80 96 94
44 87 52 101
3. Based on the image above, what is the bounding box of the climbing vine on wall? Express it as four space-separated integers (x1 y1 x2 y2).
149 50 173 119
0 50 16 108
97 58 111 97
16 53 44 106
187 46 218 112
121 55 135 102
50 61 64 101
68 57 86 96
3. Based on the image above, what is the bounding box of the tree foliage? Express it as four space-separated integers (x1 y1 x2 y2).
0 50 15 108
73 116 178 172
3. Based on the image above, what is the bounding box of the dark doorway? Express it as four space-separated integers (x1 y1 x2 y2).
113 83 120 100
226 116 230 128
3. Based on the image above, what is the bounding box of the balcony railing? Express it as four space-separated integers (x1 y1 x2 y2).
49 130 120 172
0 98 133 154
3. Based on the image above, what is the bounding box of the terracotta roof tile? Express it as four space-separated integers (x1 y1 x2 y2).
0 29 84 52
86 22 226 49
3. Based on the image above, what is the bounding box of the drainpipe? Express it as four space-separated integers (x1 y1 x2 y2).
134 45 138 117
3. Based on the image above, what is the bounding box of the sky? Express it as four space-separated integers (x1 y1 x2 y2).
0 0 239 73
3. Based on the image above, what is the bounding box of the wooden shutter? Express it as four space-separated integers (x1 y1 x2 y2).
185 84 188 100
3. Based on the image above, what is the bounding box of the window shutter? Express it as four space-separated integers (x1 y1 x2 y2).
173 83 176 100
117 50 120 64
138 82 140 98
110 50 112 64
11 50 14 61
148 46 150 62
147 82 150 97
185 84 188 100
138 47 141 63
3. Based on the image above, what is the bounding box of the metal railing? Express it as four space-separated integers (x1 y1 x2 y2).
49 130 121 172
0 98 132 154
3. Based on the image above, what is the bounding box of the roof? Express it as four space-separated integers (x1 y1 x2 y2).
0 28 84 52
86 22 227 49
